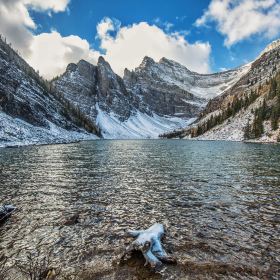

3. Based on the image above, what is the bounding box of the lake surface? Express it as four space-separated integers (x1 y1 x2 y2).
0 140 279 279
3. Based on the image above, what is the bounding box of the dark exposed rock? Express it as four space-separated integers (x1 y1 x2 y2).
0 38 78 129
63 213 80 226
162 41 280 141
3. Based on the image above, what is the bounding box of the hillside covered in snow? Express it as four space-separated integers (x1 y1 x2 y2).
0 36 98 147
162 40 280 143
1 34 279 147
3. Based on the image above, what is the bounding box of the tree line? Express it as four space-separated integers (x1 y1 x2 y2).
0 34 100 136
191 71 280 141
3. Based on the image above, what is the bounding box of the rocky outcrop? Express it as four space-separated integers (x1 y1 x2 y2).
2 32 278 145
162 41 280 142
52 57 137 133
123 57 203 118
0 36 96 147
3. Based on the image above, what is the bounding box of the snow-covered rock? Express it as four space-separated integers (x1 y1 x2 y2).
260 39 280 56
125 56 250 100
53 56 198 139
166 40 280 143
0 111 97 148
0 37 98 147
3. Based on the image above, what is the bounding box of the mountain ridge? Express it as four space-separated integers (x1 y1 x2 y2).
0 35 279 146
162 41 280 143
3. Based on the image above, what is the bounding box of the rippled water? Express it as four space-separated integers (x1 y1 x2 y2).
0 140 279 279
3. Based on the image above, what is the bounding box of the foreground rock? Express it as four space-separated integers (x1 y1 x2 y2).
0 204 16 223
122 223 176 269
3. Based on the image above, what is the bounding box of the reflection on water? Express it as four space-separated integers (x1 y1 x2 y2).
0 140 279 279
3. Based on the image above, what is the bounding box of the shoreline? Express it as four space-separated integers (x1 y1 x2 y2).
0 137 279 150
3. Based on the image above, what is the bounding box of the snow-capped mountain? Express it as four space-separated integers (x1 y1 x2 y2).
124 56 250 100
163 40 280 143
53 56 198 139
0 37 97 147
1 33 278 146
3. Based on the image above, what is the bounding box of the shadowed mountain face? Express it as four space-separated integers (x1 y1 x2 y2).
53 54 249 138
0 38 73 129
124 56 249 100
53 56 207 120
162 40 280 142
53 57 135 123
3 35 277 145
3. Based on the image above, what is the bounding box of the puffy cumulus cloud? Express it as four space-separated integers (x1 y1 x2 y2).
0 0 34 57
96 18 211 75
0 0 211 79
195 0 280 46
96 17 121 42
23 0 70 12
27 31 99 79
0 0 99 79
0 0 70 56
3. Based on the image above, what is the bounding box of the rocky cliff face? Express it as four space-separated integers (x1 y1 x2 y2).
163 40 280 143
123 57 205 118
53 57 134 124
53 56 202 139
0 37 96 147
2 32 278 145
53 55 250 139
124 56 249 100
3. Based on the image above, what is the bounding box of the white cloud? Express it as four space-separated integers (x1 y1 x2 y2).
23 0 70 12
0 0 98 79
196 0 280 46
97 18 211 75
0 1 211 79
0 0 70 56
27 31 99 79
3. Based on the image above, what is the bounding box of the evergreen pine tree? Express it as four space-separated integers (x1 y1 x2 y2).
271 107 279 130
243 121 251 140
252 112 264 138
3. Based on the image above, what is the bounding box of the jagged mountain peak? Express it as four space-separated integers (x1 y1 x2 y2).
97 56 116 75
159 57 187 68
66 62 77 72
123 67 131 75
261 38 280 55
128 53 249 99
65 59 95 75
77 59 92 67
139 56 156 69
98 56 107 64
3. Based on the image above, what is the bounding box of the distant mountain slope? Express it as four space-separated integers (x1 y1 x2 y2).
53 56 199 139
162 40 280 143
0 37 97 147
124 56 249 100
1 33 278 146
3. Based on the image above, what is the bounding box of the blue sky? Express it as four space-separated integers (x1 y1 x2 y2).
1 0 279 78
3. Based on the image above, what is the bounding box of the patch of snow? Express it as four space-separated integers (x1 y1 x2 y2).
139 58 251 99
96 104 195 139
0 111 98 148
